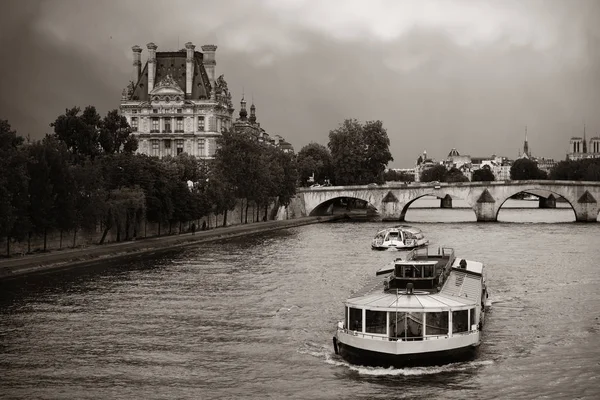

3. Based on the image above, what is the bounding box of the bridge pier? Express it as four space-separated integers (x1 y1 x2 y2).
538 194 556 209
440 195 453 209
474 203 498 222
573 204 599 222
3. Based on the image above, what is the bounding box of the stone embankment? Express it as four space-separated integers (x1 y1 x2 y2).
0 216 339 280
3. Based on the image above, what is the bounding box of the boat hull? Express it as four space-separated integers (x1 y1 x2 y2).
335 338 478 368
371 240 429 251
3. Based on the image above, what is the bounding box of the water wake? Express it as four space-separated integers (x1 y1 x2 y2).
298 341 494 376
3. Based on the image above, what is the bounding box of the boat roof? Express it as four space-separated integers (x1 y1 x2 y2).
347 290 477 310
375 225 422 235
451 257 483 275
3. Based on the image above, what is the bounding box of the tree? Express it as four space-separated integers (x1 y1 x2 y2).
328 118 393 185
445 167 469 183
0 120 29 256
383 169 415 182
510 158 546 180
420 165 447 182
51 106 102 159
99 109 138 154
296 143 333 186
472 166 496 182
550 158 600 181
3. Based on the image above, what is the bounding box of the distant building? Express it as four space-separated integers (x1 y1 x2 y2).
119 42 234 159
232 97 294 154
414 150 440 182
568 126 600 160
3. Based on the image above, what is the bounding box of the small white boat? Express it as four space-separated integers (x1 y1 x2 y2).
333 247 489 368
371 225 429 250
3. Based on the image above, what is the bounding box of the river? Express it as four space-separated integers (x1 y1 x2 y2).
1 199 599 399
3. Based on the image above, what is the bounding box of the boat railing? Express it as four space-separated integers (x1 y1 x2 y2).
338 328 478 341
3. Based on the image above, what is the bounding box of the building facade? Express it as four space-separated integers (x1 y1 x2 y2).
568 127 600 160
119 42 234 159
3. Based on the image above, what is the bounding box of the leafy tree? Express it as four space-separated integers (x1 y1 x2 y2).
362 120 393 183
472 166 496 182
420 165 447 182
98 187 145 244
328 119 393 185
99 109 138 154
550 158 600 181
510 158 546 180
51 106 102 159
297 142 333 186
383 169 415 182
445 167 469 183
70 159 106 246
0 120 29 256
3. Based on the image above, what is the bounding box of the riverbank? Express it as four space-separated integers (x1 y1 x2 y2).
0 216 340 281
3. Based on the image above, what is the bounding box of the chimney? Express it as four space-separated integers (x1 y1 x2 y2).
201 44 217 96
146 42 158 94
132 45 142 81
185 42 196 98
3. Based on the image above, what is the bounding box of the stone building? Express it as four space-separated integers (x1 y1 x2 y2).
568 126 600 160
119 42 234 158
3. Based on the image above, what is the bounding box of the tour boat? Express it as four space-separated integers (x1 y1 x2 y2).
333 247 489 368
371 225 429 250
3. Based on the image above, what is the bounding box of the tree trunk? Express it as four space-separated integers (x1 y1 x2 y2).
223 210 228 227
43 228 47 252
99 225 111 244
144 220 147 238
240 199 244 224
125 213 130 241
264 204 268 221
116 223 121 242
28 232 31 253
245 201 250 224
72 229 77 248
179 221 182 234
59 230 63 249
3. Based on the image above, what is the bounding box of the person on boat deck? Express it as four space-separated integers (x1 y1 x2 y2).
353 320 360 331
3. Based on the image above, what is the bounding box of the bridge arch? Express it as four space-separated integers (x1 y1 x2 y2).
492 186 577 221
398 191 473 221
309 196 378 217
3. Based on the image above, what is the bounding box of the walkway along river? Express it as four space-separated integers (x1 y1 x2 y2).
1 203 599 399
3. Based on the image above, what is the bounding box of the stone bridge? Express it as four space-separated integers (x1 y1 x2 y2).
294 180 600 222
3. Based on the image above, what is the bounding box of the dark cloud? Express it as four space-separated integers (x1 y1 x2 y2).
1 0 599 166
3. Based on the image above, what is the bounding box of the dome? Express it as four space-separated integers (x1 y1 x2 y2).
448 148 460 157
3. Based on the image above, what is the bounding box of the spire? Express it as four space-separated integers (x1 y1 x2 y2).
583 124 587 153
523 125 529 157
239 90 248 121
249 95 256 124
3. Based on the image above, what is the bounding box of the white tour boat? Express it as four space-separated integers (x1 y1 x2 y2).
333 247 489 367
371 225 429 250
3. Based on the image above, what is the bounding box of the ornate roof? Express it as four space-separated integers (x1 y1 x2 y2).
150 74 185 96
448 148 460 157
129 51 211 101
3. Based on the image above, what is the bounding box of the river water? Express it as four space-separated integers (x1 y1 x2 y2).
1 199 600 399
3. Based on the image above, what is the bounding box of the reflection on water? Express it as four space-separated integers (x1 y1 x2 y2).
1 208 600 400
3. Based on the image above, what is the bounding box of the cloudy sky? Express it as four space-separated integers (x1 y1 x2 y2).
1 0 599 167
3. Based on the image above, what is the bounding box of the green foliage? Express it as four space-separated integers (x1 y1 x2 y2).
510 158 547 180
99 109 138 154
445 167 470 183
549 158 600 181
51 106 102 159
472 166 496 182
297 142 333 186
328 119 393 185
420 165 447 182
383 169 415 182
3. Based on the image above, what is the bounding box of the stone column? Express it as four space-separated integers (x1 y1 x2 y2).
201 44 217 95
538 194 556 209
132 45 142 81
147 42 158 94
185 42 195 98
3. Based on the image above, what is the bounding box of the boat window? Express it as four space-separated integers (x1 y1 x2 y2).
366 310 386 334
406 312 423 338
388 231 399 239
423 265 434 278
349 307 363 331
402 265 422 278
452 310 469 333
469 308 475 328
425 312 449 336
345 306 348 329
389 312 406 339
